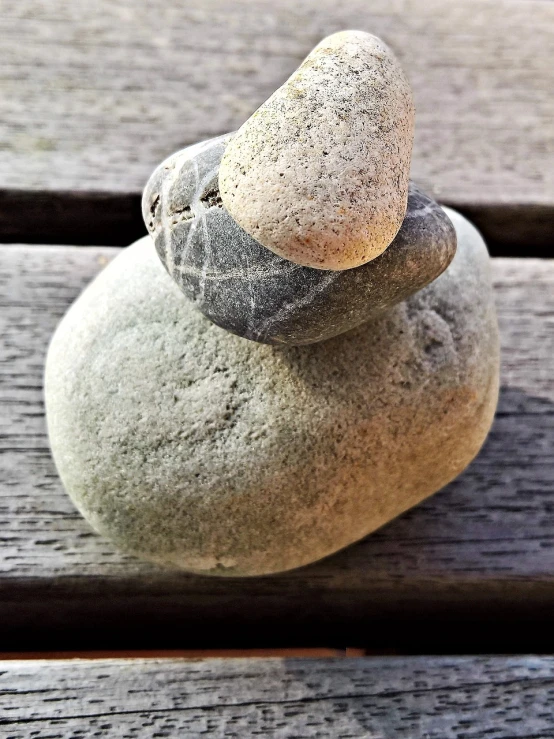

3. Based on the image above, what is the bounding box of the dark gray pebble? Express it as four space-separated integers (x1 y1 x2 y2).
143 134 456 345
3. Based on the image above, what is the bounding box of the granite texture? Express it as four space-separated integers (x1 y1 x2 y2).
45 209 499 576
219 31 415 270
143 134 456 345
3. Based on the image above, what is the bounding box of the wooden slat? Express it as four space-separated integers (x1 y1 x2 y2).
2 656 554 737
0 0 553 250
0 244 553 650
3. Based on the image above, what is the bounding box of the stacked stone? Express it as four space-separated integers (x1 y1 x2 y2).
45 32 500 575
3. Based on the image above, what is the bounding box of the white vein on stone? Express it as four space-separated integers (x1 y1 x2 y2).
403 201 437 220
173 262 302 282
250 270 341 342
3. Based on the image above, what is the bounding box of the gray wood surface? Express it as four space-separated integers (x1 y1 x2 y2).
0 244 553 649
1 0 553 249
2 656 554 737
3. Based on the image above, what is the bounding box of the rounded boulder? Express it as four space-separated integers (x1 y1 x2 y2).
45 209 499 576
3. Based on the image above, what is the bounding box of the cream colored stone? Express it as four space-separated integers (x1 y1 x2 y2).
219 30 415 270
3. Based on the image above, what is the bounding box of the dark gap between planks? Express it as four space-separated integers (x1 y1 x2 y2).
0 189 552 256
4 604 554 655
0 649 366 660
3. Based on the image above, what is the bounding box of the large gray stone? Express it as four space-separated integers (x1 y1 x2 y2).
143 134 456 346
219 31 415 270
45 209 499 576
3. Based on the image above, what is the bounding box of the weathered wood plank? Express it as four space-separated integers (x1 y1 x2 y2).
2 656 554 737
0 0 553 250
0 245 553 650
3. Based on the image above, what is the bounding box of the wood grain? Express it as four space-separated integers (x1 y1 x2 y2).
2 656 554 737
0 0 553 250
0 244 553 650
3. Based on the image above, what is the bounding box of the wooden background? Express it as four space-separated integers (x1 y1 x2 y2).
0 0 553 736
1 0 553 249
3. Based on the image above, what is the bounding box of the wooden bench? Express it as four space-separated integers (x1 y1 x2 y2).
1 0 553 735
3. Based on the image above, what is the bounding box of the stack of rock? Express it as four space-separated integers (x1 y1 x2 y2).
45 32 500 576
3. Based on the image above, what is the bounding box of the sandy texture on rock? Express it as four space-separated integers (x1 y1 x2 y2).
144 133 455 345
219 31 415 270
45 210 499 576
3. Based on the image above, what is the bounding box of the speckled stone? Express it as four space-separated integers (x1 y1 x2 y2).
45 209 499 576
218 31 415 270
143 134 455 345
